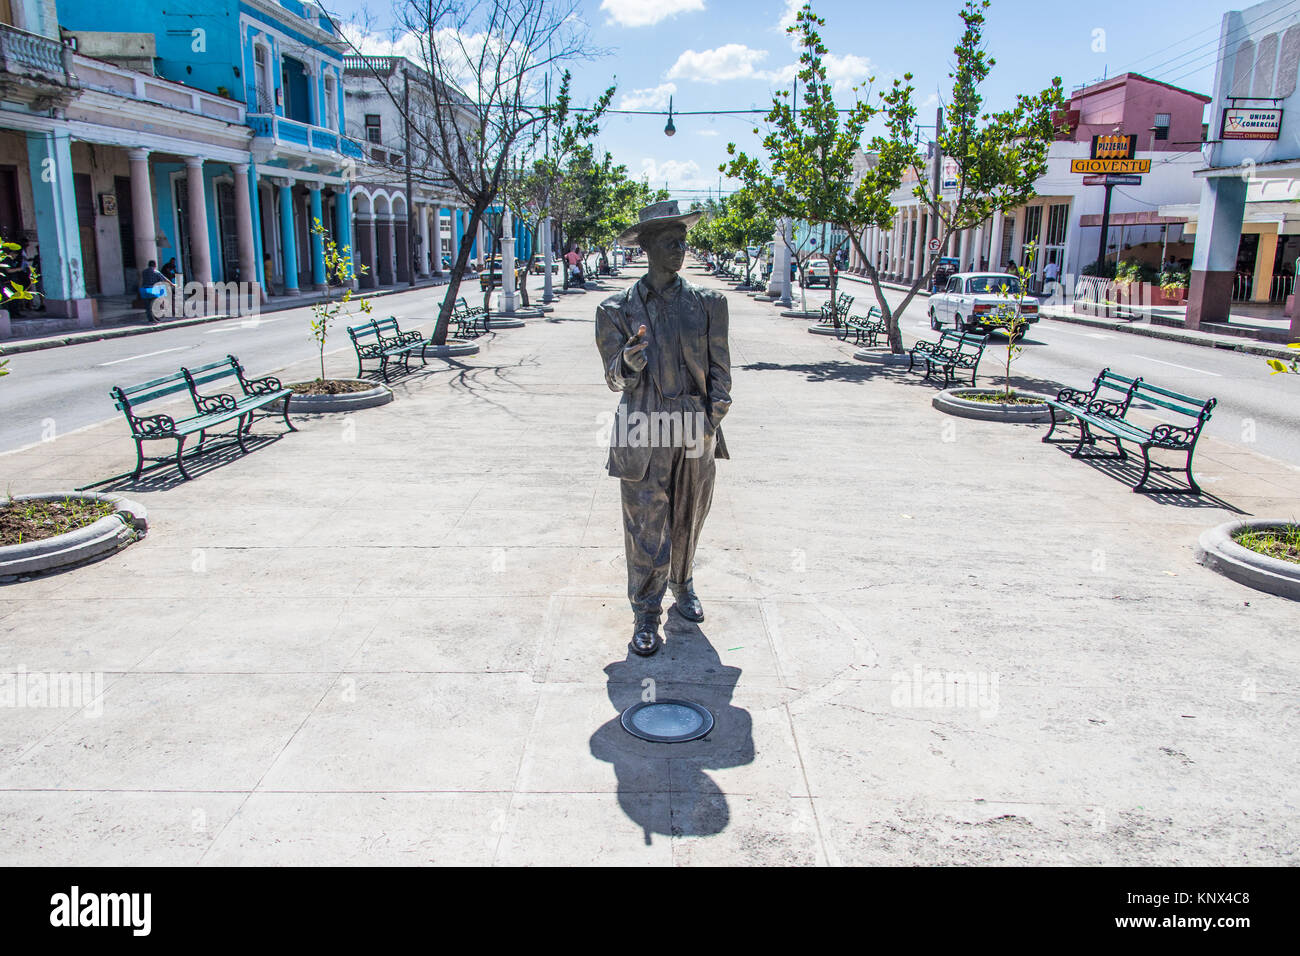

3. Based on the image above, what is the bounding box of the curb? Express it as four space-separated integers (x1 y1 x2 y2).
807 325 841 336
932 388 1054 423
1195 518 1300 602
0 280 461 357
1041 307 1297 360
1 492 148 580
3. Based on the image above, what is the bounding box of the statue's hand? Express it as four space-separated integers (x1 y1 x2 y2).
622 324 649 373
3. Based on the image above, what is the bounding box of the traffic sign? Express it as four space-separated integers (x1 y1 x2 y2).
1071 158 1151 174
927 238 941 253
1083 174 1143 186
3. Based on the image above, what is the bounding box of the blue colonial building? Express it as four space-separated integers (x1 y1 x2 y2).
54 0 364 300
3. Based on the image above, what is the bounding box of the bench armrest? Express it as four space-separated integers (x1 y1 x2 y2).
1150 423 1198 448
1085 398 1125 418
194 392 239 414
242 375 283 396
1055 386 1090 405
130 412 178 437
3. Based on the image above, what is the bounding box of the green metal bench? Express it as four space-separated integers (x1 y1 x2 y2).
111 354 293 480
837 305 887 347
820 293 854 328
1044 369 1216 494
183 354 296 438
908 330 988 387
452 296 488 337
347 317 427 381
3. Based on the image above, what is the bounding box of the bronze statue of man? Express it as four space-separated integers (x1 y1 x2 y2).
595 200 732 657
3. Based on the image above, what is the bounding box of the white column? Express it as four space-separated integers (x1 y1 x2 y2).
911 208 925 282
232 164 258 298
127 149 158 275
542 216 554 303
972 220 985 272
989 212 1005 272
184 157 212 285
499 206 518 311
771 218 792 306
419 204 431 276
890 213 901 277
958 228 971 273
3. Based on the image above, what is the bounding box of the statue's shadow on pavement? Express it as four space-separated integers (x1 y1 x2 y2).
589 615 754 845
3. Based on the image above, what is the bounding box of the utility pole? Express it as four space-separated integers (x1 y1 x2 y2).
542 70 554 304
404 68 416 288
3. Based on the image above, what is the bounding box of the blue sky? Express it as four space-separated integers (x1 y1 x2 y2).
329 0 1245 202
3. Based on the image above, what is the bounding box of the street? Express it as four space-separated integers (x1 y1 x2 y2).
0 287 465 456
4 279 1300 476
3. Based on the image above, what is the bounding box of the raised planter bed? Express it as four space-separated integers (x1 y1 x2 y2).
852 349 912 367
932 388 1053 423
0 493 147 580
422 338 480 358
807 324 840 336
274 379 393 413
489 308 544 321
780 310 825 319
1196 519 1300 601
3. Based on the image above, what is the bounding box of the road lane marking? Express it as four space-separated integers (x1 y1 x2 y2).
95 346 187 367
204 326 243 334
1134 355 1222 377
1045 325 1112 339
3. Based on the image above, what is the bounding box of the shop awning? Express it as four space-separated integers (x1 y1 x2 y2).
1077 211 1187 227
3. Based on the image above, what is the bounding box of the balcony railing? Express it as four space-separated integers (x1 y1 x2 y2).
73 54 243 123
247 112 365 161
0 22 74 85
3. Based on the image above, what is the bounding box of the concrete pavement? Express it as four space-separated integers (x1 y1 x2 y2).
0 266 1297 865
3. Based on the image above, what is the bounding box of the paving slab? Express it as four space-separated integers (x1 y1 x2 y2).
1 266 1297 865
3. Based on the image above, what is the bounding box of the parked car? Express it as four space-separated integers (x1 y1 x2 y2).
802 257 835 288
928 272 1039 338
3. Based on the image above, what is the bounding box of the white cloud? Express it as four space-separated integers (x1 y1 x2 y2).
619 82 676 110
640 158 710 192
824 52 872 91
667 44 770 83
778 0 803 33
761 52 871 92
601 0 705 28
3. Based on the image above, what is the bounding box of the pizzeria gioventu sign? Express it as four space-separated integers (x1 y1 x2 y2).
1071 134 1151 174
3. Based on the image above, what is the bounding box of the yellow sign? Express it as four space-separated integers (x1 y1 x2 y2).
1071 158 1151 174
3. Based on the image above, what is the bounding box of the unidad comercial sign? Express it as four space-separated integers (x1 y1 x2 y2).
1221 107 1283 140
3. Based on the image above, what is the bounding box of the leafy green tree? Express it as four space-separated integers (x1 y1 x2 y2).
725 1 1062 353
854 0 1063 351
723 3 878 314
713 188 775 289
987 242 1037 398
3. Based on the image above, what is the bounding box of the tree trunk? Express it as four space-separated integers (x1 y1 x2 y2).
432 203 487 346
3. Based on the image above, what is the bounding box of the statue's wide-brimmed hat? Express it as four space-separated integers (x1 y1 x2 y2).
618 199 703 244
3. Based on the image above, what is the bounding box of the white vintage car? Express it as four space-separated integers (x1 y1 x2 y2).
928 272 1040 339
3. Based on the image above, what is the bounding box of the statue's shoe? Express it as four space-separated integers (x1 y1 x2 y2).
630 616 663 657
673 591 704 623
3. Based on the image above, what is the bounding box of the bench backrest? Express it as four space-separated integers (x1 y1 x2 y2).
1091 368 1140 406
373 317 403 337
182 355 241 394
347 320 381 343
111 370 191 412
937 330 986 352
1130 380 1216 426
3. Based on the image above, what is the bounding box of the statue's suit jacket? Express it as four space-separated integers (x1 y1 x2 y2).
595 276 732 482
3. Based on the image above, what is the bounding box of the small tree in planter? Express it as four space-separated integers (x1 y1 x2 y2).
302 218 373 394
976 245 1039 404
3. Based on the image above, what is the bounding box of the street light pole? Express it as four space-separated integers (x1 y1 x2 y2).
404 68 416 289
